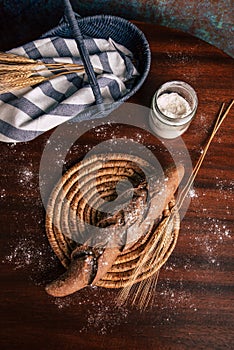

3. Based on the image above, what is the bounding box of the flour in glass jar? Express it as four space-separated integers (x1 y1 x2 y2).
149 81 198 139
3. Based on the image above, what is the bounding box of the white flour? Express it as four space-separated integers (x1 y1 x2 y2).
157 92 192 118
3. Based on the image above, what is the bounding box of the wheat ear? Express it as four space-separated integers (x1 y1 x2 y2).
0 68 86 94
0 51 38 64
0 51 85 94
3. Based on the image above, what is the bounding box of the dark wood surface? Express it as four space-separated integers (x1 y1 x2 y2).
0 22 233 350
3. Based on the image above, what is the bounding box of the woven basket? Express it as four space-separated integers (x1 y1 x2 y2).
46 153 180 289
41 0 151 114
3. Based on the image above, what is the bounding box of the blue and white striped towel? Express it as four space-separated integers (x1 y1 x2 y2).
0 36 139 143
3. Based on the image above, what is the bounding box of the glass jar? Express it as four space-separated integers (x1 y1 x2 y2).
149 81 198 139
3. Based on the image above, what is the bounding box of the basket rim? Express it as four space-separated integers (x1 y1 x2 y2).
40 13 151 103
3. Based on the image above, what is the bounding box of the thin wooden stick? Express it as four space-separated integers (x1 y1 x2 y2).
176 100 233 211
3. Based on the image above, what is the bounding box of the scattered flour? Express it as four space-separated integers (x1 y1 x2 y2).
85 302 129 335
2 236 57 277
188 188 198 198
52 288 129 335
18 167 34 184
0 188 6 199
2 134 232 333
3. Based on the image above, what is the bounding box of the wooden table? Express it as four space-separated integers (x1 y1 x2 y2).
0 22 233 349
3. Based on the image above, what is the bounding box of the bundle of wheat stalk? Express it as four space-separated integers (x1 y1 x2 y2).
45 99 233 309
0 51 85 94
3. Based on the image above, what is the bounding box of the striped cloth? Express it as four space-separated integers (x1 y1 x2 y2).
0 36 139 143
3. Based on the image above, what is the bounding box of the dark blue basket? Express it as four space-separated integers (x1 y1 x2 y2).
41 0 151 115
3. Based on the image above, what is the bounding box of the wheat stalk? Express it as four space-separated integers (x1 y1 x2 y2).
0 51 82 68
0 69 86 93
0 63 84 73
0 76 47 92
0 51 85 94
118 100 234 310
0 51 38 64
